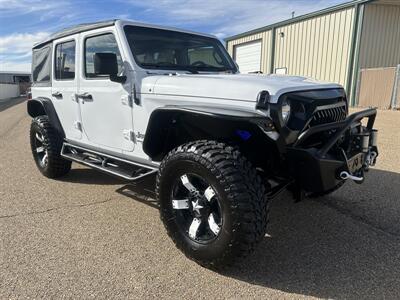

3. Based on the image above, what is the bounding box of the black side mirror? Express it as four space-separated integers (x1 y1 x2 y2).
94 53 126 83
110 74 127 83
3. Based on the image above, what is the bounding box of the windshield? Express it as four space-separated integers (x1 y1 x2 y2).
124 25 237 73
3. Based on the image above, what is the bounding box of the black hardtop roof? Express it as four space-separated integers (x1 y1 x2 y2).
33 19 117 49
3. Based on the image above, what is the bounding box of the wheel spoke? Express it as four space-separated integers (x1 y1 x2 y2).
180 174 198 193
41 152 48 165
36 146 45 153
172 199 190 209
204 186 216 202
188 218 202 239
35 133 44 142
208 213 221 236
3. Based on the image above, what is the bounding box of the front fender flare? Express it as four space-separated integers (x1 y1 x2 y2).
143 105 270 161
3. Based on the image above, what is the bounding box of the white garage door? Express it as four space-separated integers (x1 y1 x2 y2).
234 41 262 74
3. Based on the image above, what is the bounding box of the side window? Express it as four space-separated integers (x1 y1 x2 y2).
84 33 123 78
55 40 76 80
32 45 52 83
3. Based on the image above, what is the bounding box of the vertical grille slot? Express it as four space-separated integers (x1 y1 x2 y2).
310 103 347 126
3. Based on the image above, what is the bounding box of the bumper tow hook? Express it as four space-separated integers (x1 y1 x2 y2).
340 171 364 182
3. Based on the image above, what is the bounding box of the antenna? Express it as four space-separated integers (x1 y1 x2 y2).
291 11 295 18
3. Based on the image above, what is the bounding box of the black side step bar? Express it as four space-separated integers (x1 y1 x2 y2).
61 142 158 181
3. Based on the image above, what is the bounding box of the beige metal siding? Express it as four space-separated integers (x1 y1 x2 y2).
357 67 396 109
273 7 355 87
359 4 400 69
227 30 272 74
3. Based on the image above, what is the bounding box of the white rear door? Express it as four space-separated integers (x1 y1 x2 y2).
234 41 262 74
51 35 81 140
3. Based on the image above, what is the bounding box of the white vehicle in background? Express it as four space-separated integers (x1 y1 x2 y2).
28 20 379 268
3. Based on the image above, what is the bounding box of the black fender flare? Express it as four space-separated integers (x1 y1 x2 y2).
27 97 65 138
142 105 271 161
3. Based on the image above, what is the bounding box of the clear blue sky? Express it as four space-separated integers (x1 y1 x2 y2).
0 0 349 72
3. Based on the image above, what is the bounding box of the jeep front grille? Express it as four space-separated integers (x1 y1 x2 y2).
309 103 347 127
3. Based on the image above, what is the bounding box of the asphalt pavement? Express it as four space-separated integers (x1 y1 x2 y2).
0 96 27 113
1 100 400 299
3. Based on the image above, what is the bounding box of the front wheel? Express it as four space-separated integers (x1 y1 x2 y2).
157 140 269 268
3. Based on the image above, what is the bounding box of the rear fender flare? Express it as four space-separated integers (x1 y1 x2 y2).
27 97 65 138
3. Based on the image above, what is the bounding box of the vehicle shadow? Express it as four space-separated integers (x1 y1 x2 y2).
0 97 26 112
62 166 400 298
115 175 158 209
116 169 400 299
59 168 125 185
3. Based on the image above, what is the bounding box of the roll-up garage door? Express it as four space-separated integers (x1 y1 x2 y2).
234 41 262 74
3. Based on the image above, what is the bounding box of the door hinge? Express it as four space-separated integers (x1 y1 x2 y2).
74 121 82 131
123 129 136 143
133 84 140 105
121 95 132 107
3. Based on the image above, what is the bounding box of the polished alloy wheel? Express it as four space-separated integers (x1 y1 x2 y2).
171 173 222 243
34 132 48 167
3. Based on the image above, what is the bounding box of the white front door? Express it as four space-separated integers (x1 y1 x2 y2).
78 30 134 152
234 41 262 74
51 35 81 140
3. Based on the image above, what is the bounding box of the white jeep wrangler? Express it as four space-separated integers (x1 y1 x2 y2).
28 20 379 268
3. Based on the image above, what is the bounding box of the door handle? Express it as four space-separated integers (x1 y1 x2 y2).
76 92 93 103
52 91 63 98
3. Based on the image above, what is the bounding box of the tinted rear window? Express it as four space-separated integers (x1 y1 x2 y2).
55 40 76 80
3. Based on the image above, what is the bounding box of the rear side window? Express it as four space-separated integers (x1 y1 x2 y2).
32 45 52 83
84 33 123 78
55 40 76 80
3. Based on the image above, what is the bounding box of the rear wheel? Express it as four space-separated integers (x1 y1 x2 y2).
157 140 269 268
30 116 71 178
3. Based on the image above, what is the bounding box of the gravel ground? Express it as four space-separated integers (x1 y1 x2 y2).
1 101 400 299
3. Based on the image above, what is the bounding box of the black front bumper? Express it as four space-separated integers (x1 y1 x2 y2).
286 109 378 193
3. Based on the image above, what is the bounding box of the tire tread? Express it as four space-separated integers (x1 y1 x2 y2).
157 140 270 268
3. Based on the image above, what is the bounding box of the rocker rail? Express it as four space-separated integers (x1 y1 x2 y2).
61 142 158 181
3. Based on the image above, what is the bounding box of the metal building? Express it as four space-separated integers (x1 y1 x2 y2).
0 71 31 100
225 0 400 107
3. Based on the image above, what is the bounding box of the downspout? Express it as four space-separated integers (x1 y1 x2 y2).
347 3 365 106
269 27 276 74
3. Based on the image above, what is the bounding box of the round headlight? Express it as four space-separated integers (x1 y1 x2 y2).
281 99 291 122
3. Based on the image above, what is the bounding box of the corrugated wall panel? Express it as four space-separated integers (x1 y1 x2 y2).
359 4 400 69
273 7 355 87
227 30 272 74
